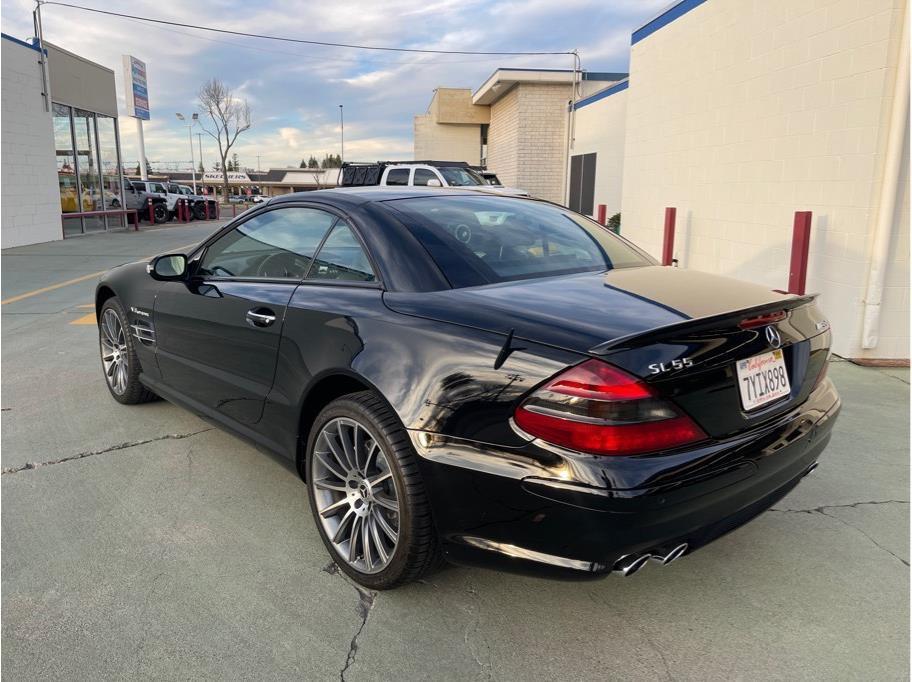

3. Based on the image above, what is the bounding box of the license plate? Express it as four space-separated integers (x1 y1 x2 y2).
736 350 791 411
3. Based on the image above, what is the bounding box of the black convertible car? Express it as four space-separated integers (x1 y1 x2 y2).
95 188 840 589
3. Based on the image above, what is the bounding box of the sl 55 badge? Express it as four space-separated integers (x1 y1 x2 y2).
648 358 694 374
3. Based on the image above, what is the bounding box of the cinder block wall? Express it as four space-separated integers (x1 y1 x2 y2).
620 0 909 358
487 84 569 203
413 114 482 164
1 38 62 249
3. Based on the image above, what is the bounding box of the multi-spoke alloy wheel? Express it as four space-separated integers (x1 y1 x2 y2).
306 391 441 589
101 308 129 395
98 297 157 405
311 417 401 574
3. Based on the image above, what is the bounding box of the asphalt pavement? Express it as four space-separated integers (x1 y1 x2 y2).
1 223 908 680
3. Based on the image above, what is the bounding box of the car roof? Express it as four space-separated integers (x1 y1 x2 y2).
268 186 490 207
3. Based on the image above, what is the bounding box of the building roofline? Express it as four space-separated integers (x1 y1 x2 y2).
1 33 45 54
572 78 630 110
631 0 708 45
472 68 628 105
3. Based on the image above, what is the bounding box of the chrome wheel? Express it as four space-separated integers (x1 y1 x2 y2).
100 308 128 395
311 417 400 574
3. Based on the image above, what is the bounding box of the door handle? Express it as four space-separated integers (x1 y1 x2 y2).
246 308 277 328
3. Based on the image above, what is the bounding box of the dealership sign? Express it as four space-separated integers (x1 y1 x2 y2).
122 55 150 120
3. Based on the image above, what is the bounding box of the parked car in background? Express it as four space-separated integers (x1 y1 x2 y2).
251 195 268 204
94 188 838 590
478 170 502 186
228 194 248 204
174 184 218 220
122 182 168 223
340 161 530 197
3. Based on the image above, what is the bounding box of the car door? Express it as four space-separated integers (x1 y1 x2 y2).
153 205 339 425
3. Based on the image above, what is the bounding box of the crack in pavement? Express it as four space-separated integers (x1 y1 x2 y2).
769 500 910 567
322 562 378 682
770 499 909 514
1 428 214 475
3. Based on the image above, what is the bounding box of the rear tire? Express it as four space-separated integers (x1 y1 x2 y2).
193 203 207 220
99 297 158 405
306 391 441 590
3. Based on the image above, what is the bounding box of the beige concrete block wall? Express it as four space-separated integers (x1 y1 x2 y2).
431 88 490 125
570 88 628 218
620 0 908 358
515 83 571 203
2 38 62 248
413 114 481 164
486 86 521 188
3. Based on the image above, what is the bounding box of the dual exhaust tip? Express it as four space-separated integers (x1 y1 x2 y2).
613 543 688 577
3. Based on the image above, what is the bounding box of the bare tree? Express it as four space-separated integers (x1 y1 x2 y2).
197 78 251 202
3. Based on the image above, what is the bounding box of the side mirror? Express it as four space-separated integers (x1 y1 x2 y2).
149 254 187 280
425 178 442 187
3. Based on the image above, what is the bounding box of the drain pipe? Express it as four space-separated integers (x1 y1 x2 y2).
861 3 909 349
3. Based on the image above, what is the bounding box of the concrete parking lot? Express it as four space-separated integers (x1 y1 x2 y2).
2 224 909 680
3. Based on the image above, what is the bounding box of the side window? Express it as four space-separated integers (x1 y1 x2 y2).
308 222 376 283
199 207 336 280
152 183 167 194
385 168 410 186
413 168 438 186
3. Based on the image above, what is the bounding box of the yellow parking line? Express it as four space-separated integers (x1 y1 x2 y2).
1 240 200 306
1 270 108 305
70 312 97 325
76 303 95 308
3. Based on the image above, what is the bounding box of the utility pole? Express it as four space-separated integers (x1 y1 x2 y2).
176 112 198 192
197 132 204 171
339 104 344 165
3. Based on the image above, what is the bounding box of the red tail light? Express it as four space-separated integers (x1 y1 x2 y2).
514 359 706 456
739 311 786 329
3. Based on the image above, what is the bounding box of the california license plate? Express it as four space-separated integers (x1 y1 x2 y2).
736 349 791 411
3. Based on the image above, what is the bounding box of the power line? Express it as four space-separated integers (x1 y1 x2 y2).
40 1 575 56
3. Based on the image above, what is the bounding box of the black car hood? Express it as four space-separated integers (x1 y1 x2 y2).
383 266 794 355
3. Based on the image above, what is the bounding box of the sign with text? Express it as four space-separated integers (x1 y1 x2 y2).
202 171 251 182
122 55 150 120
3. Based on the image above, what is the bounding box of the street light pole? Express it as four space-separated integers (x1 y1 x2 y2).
339 104 344 166
176 112 199 193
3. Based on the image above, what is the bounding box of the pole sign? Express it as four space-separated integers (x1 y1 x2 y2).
122 55 150 120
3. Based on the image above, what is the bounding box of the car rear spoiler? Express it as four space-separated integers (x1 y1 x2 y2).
588 294 818 356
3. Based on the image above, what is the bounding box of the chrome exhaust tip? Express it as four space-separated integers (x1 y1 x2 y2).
649 543 688 565
662 543 688 565
803 462 819 478
613 553 651 577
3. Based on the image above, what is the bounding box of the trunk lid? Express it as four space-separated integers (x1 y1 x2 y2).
384 266 832 439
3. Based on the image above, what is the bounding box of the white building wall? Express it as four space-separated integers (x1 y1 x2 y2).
619 0 908 359
2 38 62 248
486 86 521 188
570 87 628 218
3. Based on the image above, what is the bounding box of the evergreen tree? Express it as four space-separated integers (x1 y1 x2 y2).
307 155 319 169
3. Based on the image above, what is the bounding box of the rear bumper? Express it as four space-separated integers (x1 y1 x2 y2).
410 379 841 579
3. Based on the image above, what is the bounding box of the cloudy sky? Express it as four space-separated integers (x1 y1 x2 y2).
2 0 666 172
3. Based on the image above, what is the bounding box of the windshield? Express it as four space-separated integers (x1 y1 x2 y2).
389 195 654 288
438 167 484 187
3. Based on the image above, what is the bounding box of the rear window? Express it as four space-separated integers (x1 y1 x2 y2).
389 195 654 288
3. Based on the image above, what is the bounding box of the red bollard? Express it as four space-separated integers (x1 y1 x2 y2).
597 204 607 225
232 203 237 218
131 210 139 231
788 211 813 295
147 198 154 224
205 200 210 220
661 207 676 266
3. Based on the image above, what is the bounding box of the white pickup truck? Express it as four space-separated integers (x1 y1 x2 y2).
340 162 530 197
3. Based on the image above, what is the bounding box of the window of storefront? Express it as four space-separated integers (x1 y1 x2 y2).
52 103 124 236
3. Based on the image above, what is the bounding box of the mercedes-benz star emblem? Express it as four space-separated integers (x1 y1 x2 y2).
765 325 782 349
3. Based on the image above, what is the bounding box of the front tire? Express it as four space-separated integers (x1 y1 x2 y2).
306 391 440 590
99 297 157 404
153 204 168 224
